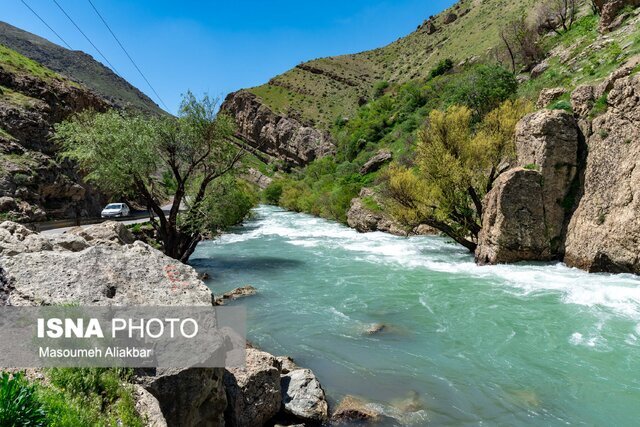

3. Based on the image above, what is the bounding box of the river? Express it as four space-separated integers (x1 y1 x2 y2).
190 205 640 426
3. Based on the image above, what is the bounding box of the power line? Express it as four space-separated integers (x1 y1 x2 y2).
86 0 169 111
20 0 73 49
51 0 120 75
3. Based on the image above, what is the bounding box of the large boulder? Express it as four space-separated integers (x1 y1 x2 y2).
600 0 640 32
347 188 408 236
0 222 227 426
564 74 640 273
332 395 382 424
224 348 283 427
68 220 135 245
138 367 227 427
281 368 329 422
476 110 579 265
360 149 392 174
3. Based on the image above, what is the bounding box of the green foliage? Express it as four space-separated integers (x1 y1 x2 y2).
0 372 46 427
445 65 518 119
590 94 609 117
12 172 31 186
429 58 454 79
384 99 532 250
372 81 390 99
524 163 539 170
55 92 252 261
0 45 61 82
548 99 572 112
263 181 284 205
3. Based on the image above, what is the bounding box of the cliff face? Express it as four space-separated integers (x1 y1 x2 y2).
221 90 335 168
476 60 640 275
0 47 110 222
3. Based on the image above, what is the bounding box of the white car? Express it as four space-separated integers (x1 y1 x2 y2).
101 203 130 218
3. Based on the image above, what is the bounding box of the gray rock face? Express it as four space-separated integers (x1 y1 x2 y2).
281 369 328 422
0 65 109 222
68 220 135 245
347 188 408 236
0 222 213 307
224 348 283 427
221 90 335 168
0 221 227 426
133 384 168 427
244 168 273 189
476 110 579 265
360 149 393 174
536 87 566 108
600 0 640 32
564 74 640 273
138 367 227 427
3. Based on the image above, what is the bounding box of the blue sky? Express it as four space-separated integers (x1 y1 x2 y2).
3 0 455 114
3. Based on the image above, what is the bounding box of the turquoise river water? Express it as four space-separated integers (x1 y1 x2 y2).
191 205 640 426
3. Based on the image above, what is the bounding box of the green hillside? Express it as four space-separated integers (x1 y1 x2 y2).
249 0 537 128
0 21 164 115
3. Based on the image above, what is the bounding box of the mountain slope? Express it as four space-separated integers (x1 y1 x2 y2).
0 21 163 115
227 0 536 130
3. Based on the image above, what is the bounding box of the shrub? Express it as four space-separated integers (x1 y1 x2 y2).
372 81 389 99
548 99 572 112
263 181 283 205
429 58 454 79
0 372 47 427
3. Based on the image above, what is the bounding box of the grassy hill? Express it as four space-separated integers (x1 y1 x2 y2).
248 0 537 129
0 21 164 115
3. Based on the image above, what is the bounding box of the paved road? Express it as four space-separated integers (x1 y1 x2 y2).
41 203 175 235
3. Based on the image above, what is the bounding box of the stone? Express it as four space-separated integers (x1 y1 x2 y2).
530 61 549 78
133 384 167 427
595 55 640 98
443 12 458 24
536 87 567 108
276 356 299 375
571 85 596 117
424 20 437 34
600 0 640 32
0 223 214 306
332 395 381 423
281 368 329 422
214 285 257 306
364 323 387 335
412 224 438 235
68 220 135 245
476 110 579 265
221 90 335 168
360 149 393 174
564 74 640 274
244 168 273 189
137 367 227 427
224 348 282 427
347 189 408 236
0 222 228 426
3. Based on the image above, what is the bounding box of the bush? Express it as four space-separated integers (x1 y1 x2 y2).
429 58 454 79
263 181 283 205
372 81 390 99
0 372 47 427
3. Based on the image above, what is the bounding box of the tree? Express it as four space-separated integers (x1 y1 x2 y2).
536 0 577 35
500 16 544 73
384 99 532 252
55 92 248 262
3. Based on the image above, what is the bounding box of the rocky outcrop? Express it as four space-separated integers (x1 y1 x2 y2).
281 368 328 422
476 110 579 265
0 221 229 426
443 12 458 24
244 168 273 189
0 221 214 306
214 285 257 306
133 384 168 427
0 56 109 222
536 87 566 108
332 395 382 424
600 0 640 32
564 74 640 273
360 149 392 174
224 348 283 427
347 188 408 236
221 90 335 168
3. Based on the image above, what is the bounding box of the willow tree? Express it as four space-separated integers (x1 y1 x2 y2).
55 92 247 262
384 99 532 252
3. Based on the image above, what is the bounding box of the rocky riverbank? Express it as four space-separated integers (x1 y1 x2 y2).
0 220 333 426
